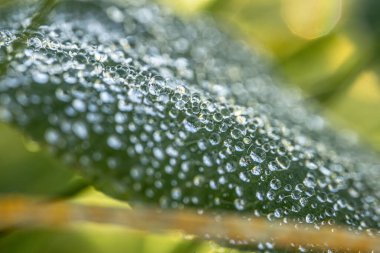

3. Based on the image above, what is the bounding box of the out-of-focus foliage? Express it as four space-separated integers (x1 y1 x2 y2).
0 187 228 253
0 124 79 196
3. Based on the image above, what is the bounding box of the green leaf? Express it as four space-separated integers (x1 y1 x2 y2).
0 0 380 251
0 123 82 196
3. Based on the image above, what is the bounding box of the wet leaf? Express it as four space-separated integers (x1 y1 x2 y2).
0 0 380 251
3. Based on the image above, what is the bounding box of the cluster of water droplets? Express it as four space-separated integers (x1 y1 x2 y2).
0 0 379 251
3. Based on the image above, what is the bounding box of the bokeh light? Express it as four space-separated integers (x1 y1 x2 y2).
281 0 342 39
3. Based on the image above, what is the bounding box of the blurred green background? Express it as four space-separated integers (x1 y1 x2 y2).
1 0 380 252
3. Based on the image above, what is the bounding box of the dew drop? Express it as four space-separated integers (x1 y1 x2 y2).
305 213 315 224
32 72 49 84
72 99 86 112
234 198 246 211
44 129 60 145
250 165 262 176
276 156 290 170
249 147 266 163
209 133 221 145
72 122 88 139
27 37 42 49
107 135 122 150
183 116 199 133
171 187 182 200
270 179 281 190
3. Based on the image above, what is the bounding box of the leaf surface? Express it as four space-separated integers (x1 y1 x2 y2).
0 0 380 251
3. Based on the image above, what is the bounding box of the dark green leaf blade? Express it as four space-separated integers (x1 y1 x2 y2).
0 0 380 251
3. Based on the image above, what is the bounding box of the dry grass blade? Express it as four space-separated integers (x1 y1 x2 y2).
0 195 378 252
